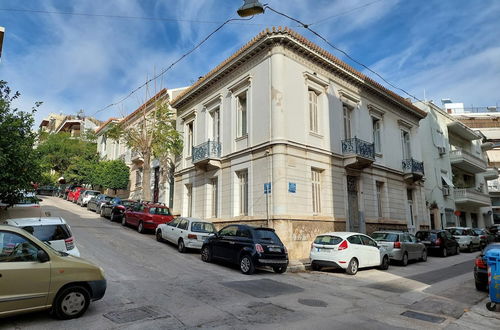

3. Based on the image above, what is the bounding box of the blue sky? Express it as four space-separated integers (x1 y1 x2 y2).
1 0 499 125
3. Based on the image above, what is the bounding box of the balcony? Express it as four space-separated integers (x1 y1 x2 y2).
449 149 487 174
484 167 499 181
402 158 424 183
454 188 491 207
192 140 221 170
341 137 375 169
131 151 143 164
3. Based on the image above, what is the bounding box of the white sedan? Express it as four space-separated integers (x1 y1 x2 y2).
310 232 390 275
155 217 216 253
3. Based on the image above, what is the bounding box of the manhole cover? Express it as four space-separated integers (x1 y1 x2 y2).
298 298 327 307
221 279 303 298
401 311 445 324
103 306 159 324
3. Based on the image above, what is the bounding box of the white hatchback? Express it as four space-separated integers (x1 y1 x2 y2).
310 232 390 275
2 217 80 257
156 217 216 253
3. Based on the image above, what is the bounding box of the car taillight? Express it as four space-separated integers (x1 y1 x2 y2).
187 234 197 239
255 244 264 253
475 257 487 269
65 237 75 250
338 240 348 250
480 235 486 240
394 241 401 248
435 238 442 246
117 205 125 210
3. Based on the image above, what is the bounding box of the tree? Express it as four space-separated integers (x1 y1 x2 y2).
108 90 182 201
0 80 42 205
101 160 129 193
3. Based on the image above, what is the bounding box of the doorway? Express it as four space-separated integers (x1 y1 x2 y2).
153 167 160 203
347 176 359 232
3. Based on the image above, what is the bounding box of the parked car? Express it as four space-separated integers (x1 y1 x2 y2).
64 185 81 200
156 217 216 252
489 225 500 242
87 194 112 213
310 232 390 275
77 190 100 207
445 227 481 252
2 217 80 257
68 187 85 203
0 224 106 319
415 230 459 257
122 203 174 233
474 242 500 291
473 228 496 249
36 185 57 196
100 198 137 222
371 231 427 266
201 224 288 275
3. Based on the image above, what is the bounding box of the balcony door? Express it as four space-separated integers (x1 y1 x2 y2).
210 108 220 143
401 130 411 159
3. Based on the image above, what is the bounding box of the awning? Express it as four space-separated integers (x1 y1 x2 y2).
441 175 454 187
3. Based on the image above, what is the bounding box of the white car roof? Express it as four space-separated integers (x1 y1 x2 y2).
178 217 214 224
4 217 67 226
445 227 470 230
315 232 367 238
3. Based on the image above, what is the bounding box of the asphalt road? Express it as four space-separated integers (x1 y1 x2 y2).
0 196 494 329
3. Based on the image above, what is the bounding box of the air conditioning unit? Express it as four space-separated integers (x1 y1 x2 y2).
437 146 446 155
442 187 450 196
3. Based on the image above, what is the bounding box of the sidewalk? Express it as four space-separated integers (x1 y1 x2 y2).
288 258 310 273
446 297 500 329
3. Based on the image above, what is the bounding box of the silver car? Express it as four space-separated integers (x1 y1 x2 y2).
445 227 481 252
371 231 427 266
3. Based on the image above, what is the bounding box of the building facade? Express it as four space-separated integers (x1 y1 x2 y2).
416 102 495 229
171 28 429 260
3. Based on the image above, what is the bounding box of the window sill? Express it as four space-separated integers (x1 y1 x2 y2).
375 152 383 158
235 134 248 142
309 131 323 139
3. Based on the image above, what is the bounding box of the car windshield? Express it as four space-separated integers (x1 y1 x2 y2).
314 235 343 245
449 229 465 235
87 191 99 196
254 229 281 243
371 232 399 242
416 232 437 240
104 196 112 202
473 229 483 235
122 201 136 207
22 224 71 241
150 207 171 215
191 222 216 233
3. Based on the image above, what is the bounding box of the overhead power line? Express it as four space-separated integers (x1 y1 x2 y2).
311 0 388 26
264 5 423 103
0 7 264 26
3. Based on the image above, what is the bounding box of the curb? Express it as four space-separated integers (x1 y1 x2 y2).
288 259 311 273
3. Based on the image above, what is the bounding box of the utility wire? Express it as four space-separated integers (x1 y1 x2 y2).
265 5 423 103
311 0 388 26
0 7 263 26
92 15 254 116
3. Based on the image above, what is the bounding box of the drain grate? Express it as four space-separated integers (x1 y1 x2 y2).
103 306 159 324
401 311 445 324
298 298 328 307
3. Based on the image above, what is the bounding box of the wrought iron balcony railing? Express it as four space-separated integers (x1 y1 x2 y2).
341 137 375 160
192 140 221 164
402 158 424 174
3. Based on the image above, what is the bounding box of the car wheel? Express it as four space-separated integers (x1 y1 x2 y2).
110 213 116 222
346 258 358 275
486 302 497 312
178 239 186 253
420 249 427 262
455 245 460 255
156 230 163 242
311 263 321 271
273 266 287 274
137 221 145 234
121 216 127 226
475 280 487 292
441 247 448 257
401 252 409 266
52 285 90 320
468 243 473 253
100 208 105 218
379 255 390 270
201 246 212 262
240 254 255 275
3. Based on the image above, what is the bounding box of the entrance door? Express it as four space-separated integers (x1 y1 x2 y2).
459 212 467 227
347 176 359 232
406 189 415 232
153 167 160 203
471 213 478 228
430 213 435 230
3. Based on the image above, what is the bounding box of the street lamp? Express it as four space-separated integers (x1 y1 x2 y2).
0 27 4 59
237 0 265 17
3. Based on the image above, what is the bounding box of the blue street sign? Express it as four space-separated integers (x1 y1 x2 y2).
264 182 272 194
288 182 296 193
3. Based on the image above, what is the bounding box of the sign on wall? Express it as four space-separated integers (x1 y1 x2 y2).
288 182 296 193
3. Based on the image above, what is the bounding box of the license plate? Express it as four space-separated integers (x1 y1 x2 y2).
269 247 281 252
316 248 331 253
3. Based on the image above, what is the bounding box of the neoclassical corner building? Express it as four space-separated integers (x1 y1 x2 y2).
171 27 429 260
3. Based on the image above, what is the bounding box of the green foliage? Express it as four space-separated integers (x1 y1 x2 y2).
39 172 59 186
101 160 129 191
63 157 97 185
0 80 42 205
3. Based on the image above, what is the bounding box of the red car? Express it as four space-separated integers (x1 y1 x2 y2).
68 187 85 203
122 203 174 233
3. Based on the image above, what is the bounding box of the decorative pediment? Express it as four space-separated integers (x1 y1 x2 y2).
202 94 223 112
338 89 360 109
303 71 329 91
228 74 252 93
368 104 386 117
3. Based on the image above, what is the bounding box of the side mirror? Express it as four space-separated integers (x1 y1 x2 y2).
37 250 49 263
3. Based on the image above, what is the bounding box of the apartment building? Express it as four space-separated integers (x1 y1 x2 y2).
416 102 495 229
39 112 101 138
171 27 429 260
